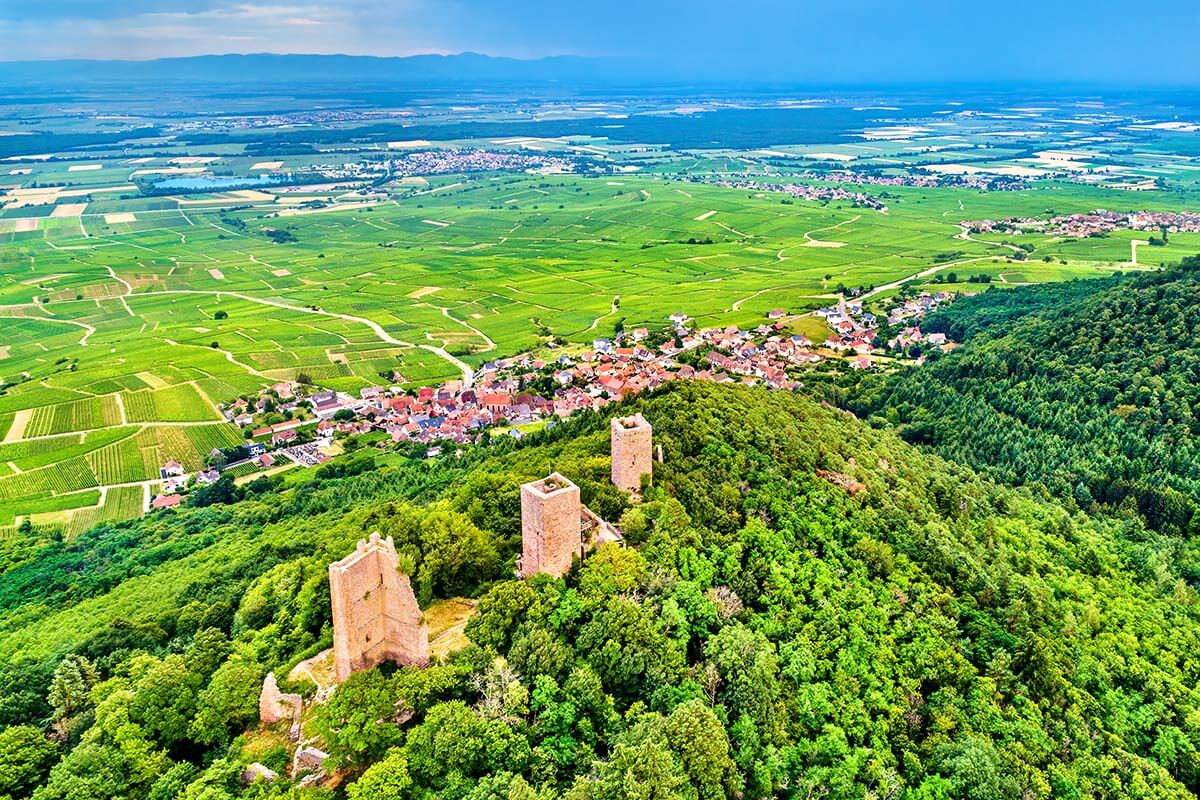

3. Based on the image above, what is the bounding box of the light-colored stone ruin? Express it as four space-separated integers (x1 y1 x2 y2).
293 746 331 787
518 474 583 579
611 413 654 495
259 671 302 728
241 763 279 785
329 532 429 682
260 415 659 783
518 472 623 578
249 534 430 785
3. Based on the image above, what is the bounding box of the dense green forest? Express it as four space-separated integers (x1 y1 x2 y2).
3 382 1200 800
848 258 1200 549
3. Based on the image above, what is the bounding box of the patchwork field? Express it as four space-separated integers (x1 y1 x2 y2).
3 150 1200 535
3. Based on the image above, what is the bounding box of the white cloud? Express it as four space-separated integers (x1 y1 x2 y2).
0 1 477 60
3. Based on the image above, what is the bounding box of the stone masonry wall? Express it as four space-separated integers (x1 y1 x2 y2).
329 532 429 683
519 473 583 578
611 413 653 494
259 671 302 726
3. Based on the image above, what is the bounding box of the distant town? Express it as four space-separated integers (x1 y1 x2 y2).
693 167 1029 210
703 177 889 211
279 148 584 187
966 209 1200 239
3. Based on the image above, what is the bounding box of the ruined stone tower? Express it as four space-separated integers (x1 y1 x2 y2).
611 413 653 494
258 671 302 727
329 532 429 682
519 473 584 578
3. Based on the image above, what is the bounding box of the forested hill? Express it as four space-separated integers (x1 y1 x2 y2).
3 383 1200 799
852 258 1200 543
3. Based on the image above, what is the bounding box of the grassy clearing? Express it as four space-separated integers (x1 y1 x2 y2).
426 597 478 661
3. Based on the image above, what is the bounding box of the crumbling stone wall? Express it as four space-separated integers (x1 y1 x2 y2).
258 671 302 725
329 532 429 682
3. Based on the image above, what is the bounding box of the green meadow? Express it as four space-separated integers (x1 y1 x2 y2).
3 167 1199 532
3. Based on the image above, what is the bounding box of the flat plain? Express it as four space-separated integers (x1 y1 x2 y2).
4 93 1200 533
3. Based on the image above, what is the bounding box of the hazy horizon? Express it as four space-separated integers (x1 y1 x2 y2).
1 0 1197 85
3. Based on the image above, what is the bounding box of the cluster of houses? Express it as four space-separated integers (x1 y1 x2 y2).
297 316 826 448
387 148 577 179
818 290 955 369
149 292 968 511
693 323 819 387
149 386 352 507
816 301 879 369
698 171 1025 211
264 149 580 188
703 177 888 211
146 315 833 511
965 209 1200 239
888 327 947 355
212 316 836 456
291 161 389 183
150 458 232 509
815 169 1027 192
164 108 408 134
884 291 955 327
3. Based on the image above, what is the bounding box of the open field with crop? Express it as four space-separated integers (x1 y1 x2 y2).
4 139 1200 532
11 70 1200 800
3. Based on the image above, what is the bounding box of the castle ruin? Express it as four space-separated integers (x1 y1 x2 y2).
611 413 653 495
329 532 429 682
518 472 622 578
258 671 302 728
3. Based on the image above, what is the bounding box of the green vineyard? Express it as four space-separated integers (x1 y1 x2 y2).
23 395 123 437
121 383 221 423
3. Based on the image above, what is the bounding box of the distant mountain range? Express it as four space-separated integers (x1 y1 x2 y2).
0 52 635 86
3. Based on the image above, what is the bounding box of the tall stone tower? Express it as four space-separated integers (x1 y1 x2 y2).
611 413 653 494
519 473 583 578
329 532 429 683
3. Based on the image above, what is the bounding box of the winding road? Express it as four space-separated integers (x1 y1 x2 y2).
859 255 992 301
803 214 862 243
5 279 480 387
157 290 475 385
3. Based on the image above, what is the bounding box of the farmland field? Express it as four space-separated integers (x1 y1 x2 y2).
4 89 1200 534
121 384 222 423
23 395 123 437
9 37 1200 800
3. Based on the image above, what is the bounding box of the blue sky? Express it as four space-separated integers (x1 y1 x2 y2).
1 0 1197 84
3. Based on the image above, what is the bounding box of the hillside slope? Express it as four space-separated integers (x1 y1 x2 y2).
851 258 1200 542
2 383 1199 799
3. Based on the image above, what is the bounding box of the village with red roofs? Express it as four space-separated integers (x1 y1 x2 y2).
148 290 957 507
